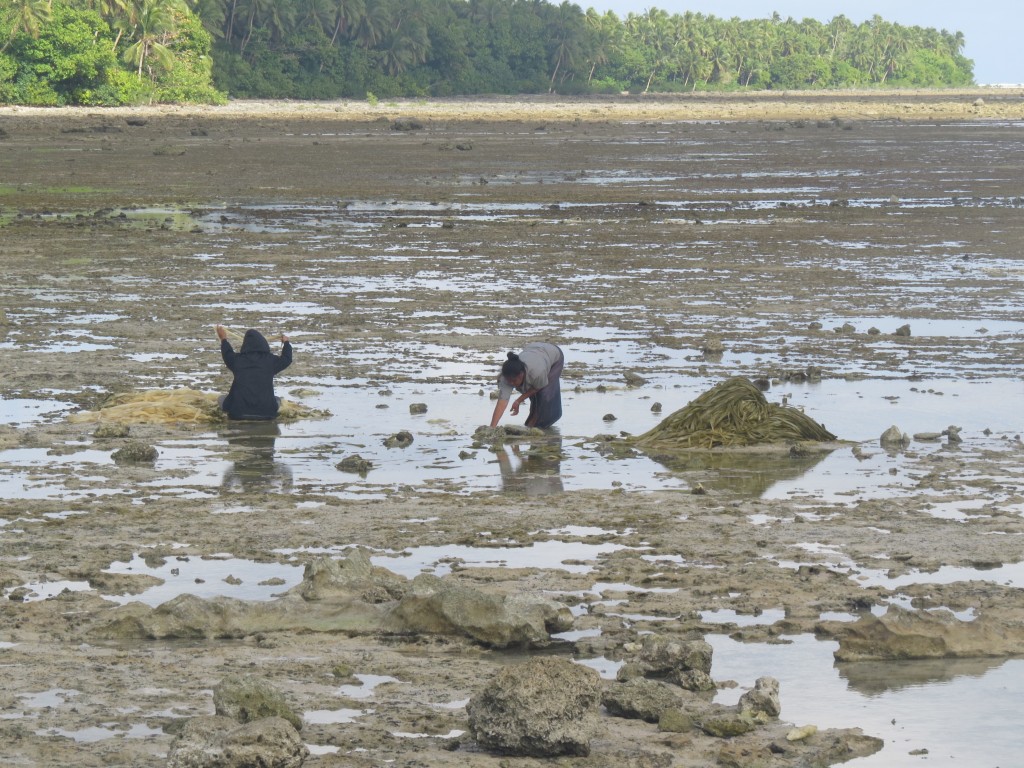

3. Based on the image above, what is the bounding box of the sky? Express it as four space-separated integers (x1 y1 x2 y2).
582 0 1022 85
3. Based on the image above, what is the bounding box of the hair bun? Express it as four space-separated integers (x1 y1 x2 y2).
507 352 519 361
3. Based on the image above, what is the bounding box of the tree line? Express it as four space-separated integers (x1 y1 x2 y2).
1 0 974 105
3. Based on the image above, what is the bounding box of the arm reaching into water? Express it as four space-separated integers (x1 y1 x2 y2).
490 398 509 427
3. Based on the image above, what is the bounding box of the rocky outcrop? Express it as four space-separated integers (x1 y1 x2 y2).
823 605 1024 661
467 657 601 756
616 632 716 691
601 677 685 723
716 728 883 768
739 676 782 719
213 674 303 731
291 550 406 604
167 716 307 768
383 573 573 648
88 556 572 648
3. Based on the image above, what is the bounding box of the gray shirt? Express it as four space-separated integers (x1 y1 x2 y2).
497 342 562 400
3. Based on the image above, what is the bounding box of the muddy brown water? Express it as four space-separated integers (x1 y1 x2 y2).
1 96 1023 766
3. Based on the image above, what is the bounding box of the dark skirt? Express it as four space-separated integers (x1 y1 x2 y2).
527 347 565 428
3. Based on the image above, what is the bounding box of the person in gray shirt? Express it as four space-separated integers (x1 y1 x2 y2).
490 342 565 428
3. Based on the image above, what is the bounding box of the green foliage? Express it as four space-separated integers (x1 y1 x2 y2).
151 12 225 103
1 5 120 104
770 53 833 89
894 49 974 87
0 0 222 104
1 0 975 104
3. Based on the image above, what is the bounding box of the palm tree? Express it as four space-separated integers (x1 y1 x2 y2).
880 26 910 83
86 0 138 52
2 0 52 51
239 0 293 51
545 1 585 92
190 0 227 41
327 0 365 45
121 0 185 78
583 9 619 85
352 0 390 48
377 20 428 75
827 14 854 58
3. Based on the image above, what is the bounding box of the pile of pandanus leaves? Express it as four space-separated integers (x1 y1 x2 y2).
68 388 326 425
632 376 836 451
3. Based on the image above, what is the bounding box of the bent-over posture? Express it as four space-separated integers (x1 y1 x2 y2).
490 342 564 429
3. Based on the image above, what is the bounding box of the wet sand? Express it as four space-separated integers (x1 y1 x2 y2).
1 92 1024 766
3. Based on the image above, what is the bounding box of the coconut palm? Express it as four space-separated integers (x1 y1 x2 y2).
352 0 390 48
326 0 365 45
121 0 185 78
545 1 586 91
2 0 52 51
377 20 428 74
583 9 621 85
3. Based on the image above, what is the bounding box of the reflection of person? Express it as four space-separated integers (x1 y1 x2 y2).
496 441 564 496
216 325 292 420
490 342 565 428
221 421 293 493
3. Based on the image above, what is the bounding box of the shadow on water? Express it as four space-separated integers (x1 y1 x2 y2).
219 421 293 494
644 447 836 496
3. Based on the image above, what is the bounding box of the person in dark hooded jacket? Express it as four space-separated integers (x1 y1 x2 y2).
216 326 292 420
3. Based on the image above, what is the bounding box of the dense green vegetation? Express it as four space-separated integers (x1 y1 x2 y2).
1 0 974 105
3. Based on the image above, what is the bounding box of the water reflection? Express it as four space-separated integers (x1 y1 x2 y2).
496 436 565 496
646 446 835 496
836 656 1007 696
220 422 293 494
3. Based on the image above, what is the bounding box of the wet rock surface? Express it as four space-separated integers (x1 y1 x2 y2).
0 96 1023 766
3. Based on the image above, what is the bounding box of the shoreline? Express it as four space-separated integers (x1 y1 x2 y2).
2 88 1023 123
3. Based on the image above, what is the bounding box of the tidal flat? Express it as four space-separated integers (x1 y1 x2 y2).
1 92 1023 767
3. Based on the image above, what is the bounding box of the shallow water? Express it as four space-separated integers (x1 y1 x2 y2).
2 374 1020 504
709 633 1024 767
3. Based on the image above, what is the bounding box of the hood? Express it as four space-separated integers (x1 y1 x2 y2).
239 329 272 354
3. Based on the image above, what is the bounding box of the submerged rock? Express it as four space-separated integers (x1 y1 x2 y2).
337 454 373 474
467 657 601 757
624 371 647 387
383 430 414 448
473 424 545 442
701 336 725 354
111 441 158 464
879 425 910 449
